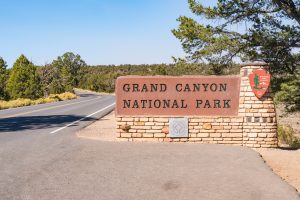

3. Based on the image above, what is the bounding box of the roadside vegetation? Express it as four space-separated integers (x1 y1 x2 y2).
277 125 300 149
0 53 240 102
0 92 77 110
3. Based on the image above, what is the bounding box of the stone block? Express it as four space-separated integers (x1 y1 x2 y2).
212 125 224 130
120 124 131 131
143 133 154 138
139 118 149 122
210 133 221 137
198 133 209 138
203 123 212 130
122 117 134 122
162 127 169 134
189 138 202 142
154 118 169 122
248 133 258 137
145 122 155 126
146 130 161 133
132 133 142 137
152 126 164 130
154 133 166 138
222 133 242 138
121 133 132 138
258 133 267 138
134 121 145 126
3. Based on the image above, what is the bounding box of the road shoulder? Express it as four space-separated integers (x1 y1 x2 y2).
256 148 300 193
76 111 117 141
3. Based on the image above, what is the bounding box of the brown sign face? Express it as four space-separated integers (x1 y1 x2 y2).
249 69 271 98
116 76 241 116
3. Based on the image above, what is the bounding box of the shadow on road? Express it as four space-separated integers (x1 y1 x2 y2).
77 93 100 98
0 115 96 132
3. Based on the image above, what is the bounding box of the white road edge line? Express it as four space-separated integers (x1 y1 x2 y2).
50 103 116 134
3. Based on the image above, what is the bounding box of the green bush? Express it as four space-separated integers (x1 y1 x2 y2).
275 79 300 111
278 125 300 149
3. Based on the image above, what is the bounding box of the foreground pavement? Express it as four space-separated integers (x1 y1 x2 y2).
1 102 299 200
1 129 299 200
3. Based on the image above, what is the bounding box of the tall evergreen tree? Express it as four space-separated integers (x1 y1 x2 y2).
6 55 42 99
0 57 8 100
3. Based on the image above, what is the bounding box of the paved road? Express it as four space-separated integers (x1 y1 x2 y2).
0 92 299 200
0 91 115 134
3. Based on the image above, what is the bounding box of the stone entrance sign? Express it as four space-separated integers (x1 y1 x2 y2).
115 63 278 148
116 76 241 116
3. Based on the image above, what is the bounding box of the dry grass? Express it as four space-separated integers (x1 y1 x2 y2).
0 92 77 110
73 88 115 95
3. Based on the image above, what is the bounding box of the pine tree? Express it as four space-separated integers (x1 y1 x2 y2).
172 0 300 75
52 52 86 92
0 57 8 100
6 55 42 99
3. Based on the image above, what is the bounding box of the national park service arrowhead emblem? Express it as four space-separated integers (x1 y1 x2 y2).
249 69 271 98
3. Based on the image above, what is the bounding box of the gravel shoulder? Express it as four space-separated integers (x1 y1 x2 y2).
77 111 117 141
256 148 300 192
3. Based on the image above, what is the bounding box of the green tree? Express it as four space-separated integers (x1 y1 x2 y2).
172 0 300 75
38 64 65 96
52 52 86 92
0 57 8 100
275 79 300 111
153 65 167 75
6 55 42 99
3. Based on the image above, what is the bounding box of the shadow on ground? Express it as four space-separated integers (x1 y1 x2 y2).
0 115 95 132
77 93 99 98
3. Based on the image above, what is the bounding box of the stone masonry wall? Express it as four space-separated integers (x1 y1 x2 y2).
116 64 278 148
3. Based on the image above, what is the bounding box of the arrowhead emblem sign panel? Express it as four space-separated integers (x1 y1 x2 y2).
248 69 271 98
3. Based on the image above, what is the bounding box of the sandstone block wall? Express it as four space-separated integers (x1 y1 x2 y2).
116 64 278 148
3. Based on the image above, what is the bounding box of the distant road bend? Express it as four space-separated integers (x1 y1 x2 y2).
0 91 115 134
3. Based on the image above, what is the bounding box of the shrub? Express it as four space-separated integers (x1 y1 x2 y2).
278 125 300 149
275 79 300 111
0 92 77 110
58 92 77 100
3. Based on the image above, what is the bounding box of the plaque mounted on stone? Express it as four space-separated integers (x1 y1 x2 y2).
249 69 271 98
169 118 188 138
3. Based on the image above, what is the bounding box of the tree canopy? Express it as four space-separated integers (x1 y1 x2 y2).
52 52 87 92
6 55 41 99
172 0 300 75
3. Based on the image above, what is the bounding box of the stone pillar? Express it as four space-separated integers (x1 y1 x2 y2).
239 62 278 148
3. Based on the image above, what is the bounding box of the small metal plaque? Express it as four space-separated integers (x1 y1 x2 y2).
169 118 188 138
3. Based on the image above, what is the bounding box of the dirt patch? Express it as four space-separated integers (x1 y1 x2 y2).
76 111 116 141
257 148 300 193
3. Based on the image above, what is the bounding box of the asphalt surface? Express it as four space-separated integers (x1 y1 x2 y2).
0 92 299 200
0 92 116 134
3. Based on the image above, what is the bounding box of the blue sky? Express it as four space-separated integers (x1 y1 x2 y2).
0 0 206 67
